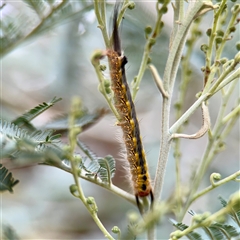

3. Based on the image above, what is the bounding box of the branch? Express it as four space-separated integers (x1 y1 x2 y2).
192 171 240 203
148 64 169 99
170 94 211 134
171 102 210 139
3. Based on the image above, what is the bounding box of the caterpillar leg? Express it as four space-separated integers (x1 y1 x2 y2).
150 190 154 209
135 191 154 215
135 195 143 215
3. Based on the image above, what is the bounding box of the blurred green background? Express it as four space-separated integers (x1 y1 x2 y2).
1 1 239 239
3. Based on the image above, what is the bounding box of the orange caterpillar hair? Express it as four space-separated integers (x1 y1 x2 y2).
107 4 153 212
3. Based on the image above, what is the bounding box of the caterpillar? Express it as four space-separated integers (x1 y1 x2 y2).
107 3 154 212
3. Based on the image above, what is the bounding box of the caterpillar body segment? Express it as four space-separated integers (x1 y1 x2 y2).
107 3 154 213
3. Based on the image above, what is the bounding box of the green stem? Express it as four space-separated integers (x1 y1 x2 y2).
191 171 240 203
221 105 240 139
179 78 239 219
173 17 202 220
68 98 115 240
170 1 179 44
215 5 240 60
170 94 210 134
206 53 240 95
178 0 184 23
214 67 240 93
94 0 110 48
132 0 171 100
91 211 115 240
50 160 136 205
170 191 239 240
171 204 233 239
91 50 120 120
154 1 209 202
203 0 227 87
163 1 207 91
179 116 222 218
222 104 240 124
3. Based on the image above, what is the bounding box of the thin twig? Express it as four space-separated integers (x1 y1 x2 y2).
171 102 210 139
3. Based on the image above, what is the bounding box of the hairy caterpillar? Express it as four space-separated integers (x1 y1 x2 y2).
107 4 154 212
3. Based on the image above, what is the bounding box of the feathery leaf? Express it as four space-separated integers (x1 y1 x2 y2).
77 140 98 161
170 219 203 240
44 108 107 133
97 155 116 183
0 164 19 193
218 196 228 207
2 224 20 240
13 97 62 130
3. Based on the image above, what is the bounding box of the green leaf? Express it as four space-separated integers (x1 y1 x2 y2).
2 224 20 240
1 1 93 57
12 97 62 130
0 164 19 193
44 108 106 133
211 223 240 237
121 222 137 240
218 196 228 207
45 0 56 5
1 131 18 158
1 120 60 146
1 119 63 165
85 160 100 175
97 155 116 183
170 219 203 240
61 152 116 183
218 195 240 225
231 201 240 223
203 222 240 240
172 207 240 240
203 225 225 239
22 0 48 17
1 119 27 138
77 140 98 161
30 129 55 142
0 14 27 55
11 144 64 166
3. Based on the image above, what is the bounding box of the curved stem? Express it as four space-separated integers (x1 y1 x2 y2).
179 78 239 219
192 171 240 203
170 94 210 134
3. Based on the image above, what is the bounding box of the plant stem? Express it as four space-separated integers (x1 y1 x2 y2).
132 0 171 100
214 67 240 93
215 4 240 61
207 53 240 95
170 94 210 134
91 50 120 120
192 171 240 203
94 0 110 48
51 160 136 205
179 78 239 219
154 0 209 202
171 202 234 239
203 0 227 87
173 16 202 220
68 97 115 240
